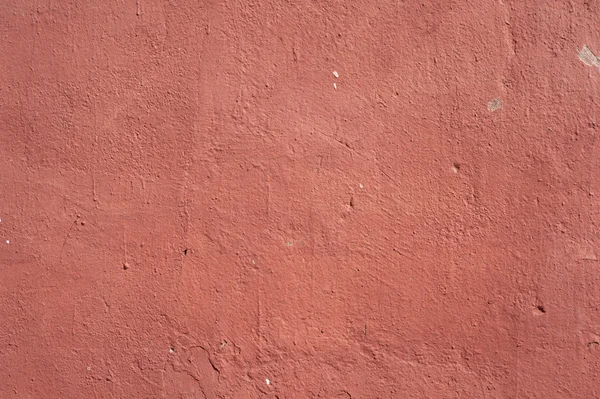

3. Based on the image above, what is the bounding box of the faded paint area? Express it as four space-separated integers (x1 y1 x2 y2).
2 1 600 398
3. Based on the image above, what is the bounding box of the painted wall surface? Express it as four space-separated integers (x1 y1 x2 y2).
2 1 600 398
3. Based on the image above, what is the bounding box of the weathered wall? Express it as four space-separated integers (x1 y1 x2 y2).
2 1 600 397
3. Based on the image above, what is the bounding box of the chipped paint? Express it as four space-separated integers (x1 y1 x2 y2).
578 45 600 69
488 98 502 112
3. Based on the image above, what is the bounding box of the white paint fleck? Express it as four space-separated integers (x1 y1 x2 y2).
266 379 270 385
487 98 502 112
333 71 339 78
359 183 364 189
5 240 9 244
333 82 337 89
579 45 600 69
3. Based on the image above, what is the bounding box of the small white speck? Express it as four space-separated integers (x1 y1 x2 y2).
333 71 339 78
333 83 337 89
0 218 2 222
266 379 270 385
5 240 9 244
87 366 92 371
487 98 502 112
251 260 256 265
169 347 175 353
359 183 364 189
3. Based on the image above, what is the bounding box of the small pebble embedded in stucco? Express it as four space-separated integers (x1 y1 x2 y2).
5 240 9 244
169 347 175 353
333 83 337 89
123 262 130 270
452 163 461 173
488 98 502 112
266 379 270 385
333 71 339 78
359 183 364 189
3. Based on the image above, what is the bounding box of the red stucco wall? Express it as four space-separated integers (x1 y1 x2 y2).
2 1 600 397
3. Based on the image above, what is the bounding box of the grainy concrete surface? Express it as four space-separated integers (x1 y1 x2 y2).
2 1 600 397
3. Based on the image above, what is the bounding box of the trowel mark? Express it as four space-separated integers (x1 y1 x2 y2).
578 45 600 69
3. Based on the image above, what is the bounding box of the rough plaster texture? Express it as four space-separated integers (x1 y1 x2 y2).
2 1 600 398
